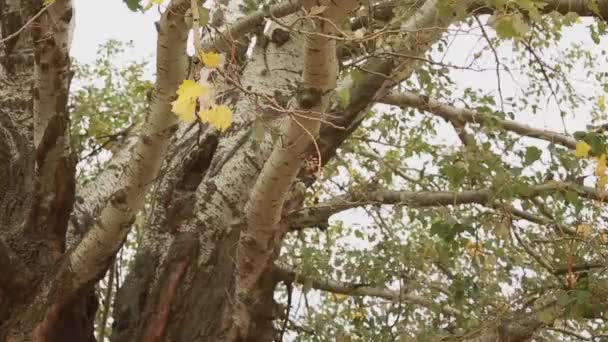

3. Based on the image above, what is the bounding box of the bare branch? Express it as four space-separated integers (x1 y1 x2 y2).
288 181 607 229
274 264 461 316
381 91 577 149
202 0 302 53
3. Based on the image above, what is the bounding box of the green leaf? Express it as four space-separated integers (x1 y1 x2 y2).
495 14 529 38
495 16 518 38
509 181 533 197
337 87 350 107
302 278 313 294
538 310 554 324
124 0 143 11
524 146 542 166
199 7 210 26
430 222 470 242
556 290 572 306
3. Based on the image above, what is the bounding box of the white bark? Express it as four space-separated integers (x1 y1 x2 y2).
202 0 302 53
233 0 359 337
67 0 190 291
66 135 138 248
27 0 76 261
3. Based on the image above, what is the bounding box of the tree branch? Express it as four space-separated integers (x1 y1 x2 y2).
274 264 461 316
57 0 190 299
202 0 302 53
380 91 577 149
288 181 607 229
26 0 76 263
318 0 476 172
234 0 359 337
67 135 139 248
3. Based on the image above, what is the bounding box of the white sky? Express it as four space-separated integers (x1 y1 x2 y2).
71 0 159 64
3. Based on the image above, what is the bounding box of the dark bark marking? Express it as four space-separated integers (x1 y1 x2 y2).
110 188 129 211
139 233 199 342
35 115 67 167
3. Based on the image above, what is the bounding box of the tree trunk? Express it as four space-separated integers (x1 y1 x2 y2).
0 1 94 341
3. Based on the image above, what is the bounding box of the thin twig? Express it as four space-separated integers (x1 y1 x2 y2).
0 3 52 44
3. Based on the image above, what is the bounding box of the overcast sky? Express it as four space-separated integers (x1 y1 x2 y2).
71 0 159 63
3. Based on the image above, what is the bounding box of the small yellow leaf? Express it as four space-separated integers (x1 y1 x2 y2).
466 241 483 258
599 95 606 111
43 0 55 5
577 223 593 238
599 231 608 244
352 308 366 319
334 293 348 301
201 51 223 68
599 174 608 189
200 105 233 131
575 141 592 158
172 101 194 122
176 79 206 98
171 80 209 123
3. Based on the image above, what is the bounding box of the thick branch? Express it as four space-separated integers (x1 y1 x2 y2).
235 0 359 338
61 0 190 298
202 0 302 52
381 91 577 149
319 0 476 170
289 181 607 229
350 0 608 31
26 0 76 263
67 136 138 248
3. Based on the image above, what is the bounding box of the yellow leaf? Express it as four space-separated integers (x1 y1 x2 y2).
599 95 606 111
599 231 608 244
200 105 233 131
177 79 207 98
352 308 366 319
171 80 209 123
43 0 55 5
466 241 483 258
575 141 591 158
576 223 593 238
201 51 223 68
334 293 348 301
596 153 607 177
599 174 608 189
172 99 197 123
